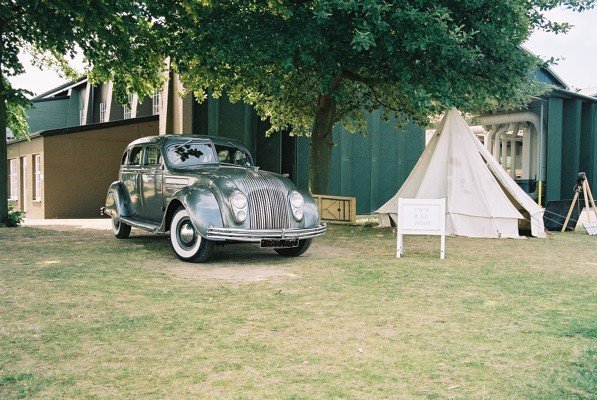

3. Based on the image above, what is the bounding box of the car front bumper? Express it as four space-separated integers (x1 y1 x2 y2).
205 224 327 242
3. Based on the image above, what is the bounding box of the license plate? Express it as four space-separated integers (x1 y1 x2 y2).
260 239 299 248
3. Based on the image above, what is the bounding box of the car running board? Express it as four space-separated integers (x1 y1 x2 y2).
119 217 161 233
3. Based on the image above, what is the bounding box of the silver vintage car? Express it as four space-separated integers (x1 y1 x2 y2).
102 135 326 262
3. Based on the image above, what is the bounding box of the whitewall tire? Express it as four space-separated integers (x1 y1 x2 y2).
170 207 214 263
112 217 131 239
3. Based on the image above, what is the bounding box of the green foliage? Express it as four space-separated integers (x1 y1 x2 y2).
3 204 25 228
171 0 592 134
0 0 174 223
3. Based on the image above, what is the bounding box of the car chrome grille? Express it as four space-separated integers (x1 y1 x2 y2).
242 172 290 229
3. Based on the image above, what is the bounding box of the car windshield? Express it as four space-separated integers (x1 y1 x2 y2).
215 144 252 167
166 141 217 168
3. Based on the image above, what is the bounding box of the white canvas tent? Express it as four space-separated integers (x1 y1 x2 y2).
376 108 546 238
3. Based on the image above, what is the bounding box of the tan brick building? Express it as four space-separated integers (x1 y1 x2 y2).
7 116 158 218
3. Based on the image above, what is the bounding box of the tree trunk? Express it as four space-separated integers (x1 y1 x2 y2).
309 93 337 194
0 24 7 225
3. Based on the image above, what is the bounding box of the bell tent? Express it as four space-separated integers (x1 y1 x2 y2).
376 108 546 238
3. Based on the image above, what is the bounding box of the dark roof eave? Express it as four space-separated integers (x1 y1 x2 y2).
31 76 88 100
7 115 159 144
551 87 597 102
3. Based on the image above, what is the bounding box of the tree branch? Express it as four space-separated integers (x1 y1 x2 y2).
367 84 403 114
341 69 374 85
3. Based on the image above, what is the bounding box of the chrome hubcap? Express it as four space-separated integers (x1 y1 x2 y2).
179 222 196 245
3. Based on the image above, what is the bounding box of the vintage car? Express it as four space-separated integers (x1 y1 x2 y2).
102 135 326 262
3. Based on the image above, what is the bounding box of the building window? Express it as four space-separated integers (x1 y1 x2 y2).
9 159 18 200
79 108 85 125
33 155 42 201
152 91 160 115
99 101 108 122
123 94 134 119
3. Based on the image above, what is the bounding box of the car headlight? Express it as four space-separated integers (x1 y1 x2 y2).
289 191 304 221
230 190 248 223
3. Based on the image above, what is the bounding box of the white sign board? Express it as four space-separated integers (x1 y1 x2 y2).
397 198 446 259
583 223 597 236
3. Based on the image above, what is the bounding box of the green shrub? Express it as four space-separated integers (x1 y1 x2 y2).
5 205 25 227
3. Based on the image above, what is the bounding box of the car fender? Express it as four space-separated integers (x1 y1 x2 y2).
104 181 132 218
161 186 224 237
296 189 320 228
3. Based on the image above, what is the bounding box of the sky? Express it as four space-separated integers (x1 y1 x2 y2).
7 7 597 97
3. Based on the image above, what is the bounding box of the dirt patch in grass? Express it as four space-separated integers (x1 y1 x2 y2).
171 264 297 282
23 225 350 282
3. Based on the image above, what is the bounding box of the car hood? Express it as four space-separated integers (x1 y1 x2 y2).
213 166 294 193
173 165 295 194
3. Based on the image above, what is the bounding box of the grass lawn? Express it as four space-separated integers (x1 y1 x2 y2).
0 224 595 399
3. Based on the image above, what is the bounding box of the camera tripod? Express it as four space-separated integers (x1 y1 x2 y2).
561 172 597 232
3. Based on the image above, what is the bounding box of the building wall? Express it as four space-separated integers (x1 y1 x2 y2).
295 114 425 214
196 95 425 214
42 119 159 218
137 95 154 118
91 84 111 123
65 86 86 127
27 98 70 132
6 137 46 219
546 96 597 202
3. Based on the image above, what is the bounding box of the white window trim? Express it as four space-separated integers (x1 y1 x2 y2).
124 93 134 119
152 91 160 115
99 101 108 122
9 159 18 200
34 155 42 201
123 104 131 119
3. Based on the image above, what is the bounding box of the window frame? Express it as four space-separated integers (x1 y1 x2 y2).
8 158 18 200
121 150 129 166
33 154 42 201
143 145 162 168
128 146 143 166
123 93 134 119
99 101 108 122
151 91 160 115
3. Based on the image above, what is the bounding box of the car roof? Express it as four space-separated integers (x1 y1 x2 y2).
128 135 249 151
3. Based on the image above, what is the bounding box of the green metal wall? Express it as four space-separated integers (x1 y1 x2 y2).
295 112 424 214
27 98 71 132
546 97 597 202
580 103 597 193
193 96 425 215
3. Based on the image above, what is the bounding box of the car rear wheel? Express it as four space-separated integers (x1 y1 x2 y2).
170 207 214 263
274 239 312 257
112 217 131 239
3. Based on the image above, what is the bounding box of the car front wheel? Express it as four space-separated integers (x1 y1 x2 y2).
274 239 312 257
170 207 214 263
112 217 131 239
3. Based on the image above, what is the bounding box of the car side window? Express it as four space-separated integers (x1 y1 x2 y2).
121 150 129 166
144 145 162 167
129 146 143 166
215 145 252 166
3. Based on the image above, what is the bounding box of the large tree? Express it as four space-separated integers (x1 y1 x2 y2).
171 0 593 194
0 0 172 224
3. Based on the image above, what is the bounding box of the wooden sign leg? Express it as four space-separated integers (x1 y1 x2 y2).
440 234 445 260
561 191 580 232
